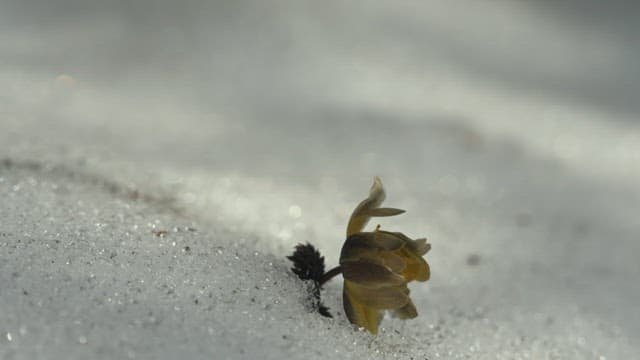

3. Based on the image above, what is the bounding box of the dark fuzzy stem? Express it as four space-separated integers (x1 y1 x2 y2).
287 243 340 318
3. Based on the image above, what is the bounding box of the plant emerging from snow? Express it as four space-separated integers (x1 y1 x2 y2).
288 177 431 334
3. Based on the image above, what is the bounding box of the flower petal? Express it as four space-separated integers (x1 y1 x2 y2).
409 238 431 256
339 235 406 274
378 251 406 274
364 208 406 217
371 231 407 250
345 281 410 309
391 298 418 319
340 232 405 263
378 231 431 256
346 176 386 236
341 260 406 288
343 282 383 334
397 247 430 282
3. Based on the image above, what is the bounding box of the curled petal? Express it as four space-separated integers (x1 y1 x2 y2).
378 252 406 274
340 232 405 262
339 234 406 275
413 257 430 282
344 281 410 309
397 247 430 282
371 231 408 250
341 260 406 288
364 208 406 217
409 238 431 256
345 232 403 251
343 283 383 334
377 230 431 256
347 177 404 236
338 246 378 264
391 298 418 319
339 247 406 274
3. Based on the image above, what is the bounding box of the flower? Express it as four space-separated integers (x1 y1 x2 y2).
340 177 430 334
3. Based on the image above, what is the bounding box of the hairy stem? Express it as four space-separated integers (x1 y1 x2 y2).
319 266 342 286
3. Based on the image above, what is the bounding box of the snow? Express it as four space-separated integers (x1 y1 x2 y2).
1 1 640 359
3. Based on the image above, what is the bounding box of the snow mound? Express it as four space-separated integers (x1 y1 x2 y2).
0 159 636 359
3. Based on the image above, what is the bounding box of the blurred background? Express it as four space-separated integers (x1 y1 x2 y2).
2 0 639 352
3 1 640 180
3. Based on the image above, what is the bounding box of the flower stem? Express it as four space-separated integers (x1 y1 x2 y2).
320 266 342 286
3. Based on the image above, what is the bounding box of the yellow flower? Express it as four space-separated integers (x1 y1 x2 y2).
340 177 430 334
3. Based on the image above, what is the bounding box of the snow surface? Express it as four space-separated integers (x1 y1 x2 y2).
2 1 640 359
